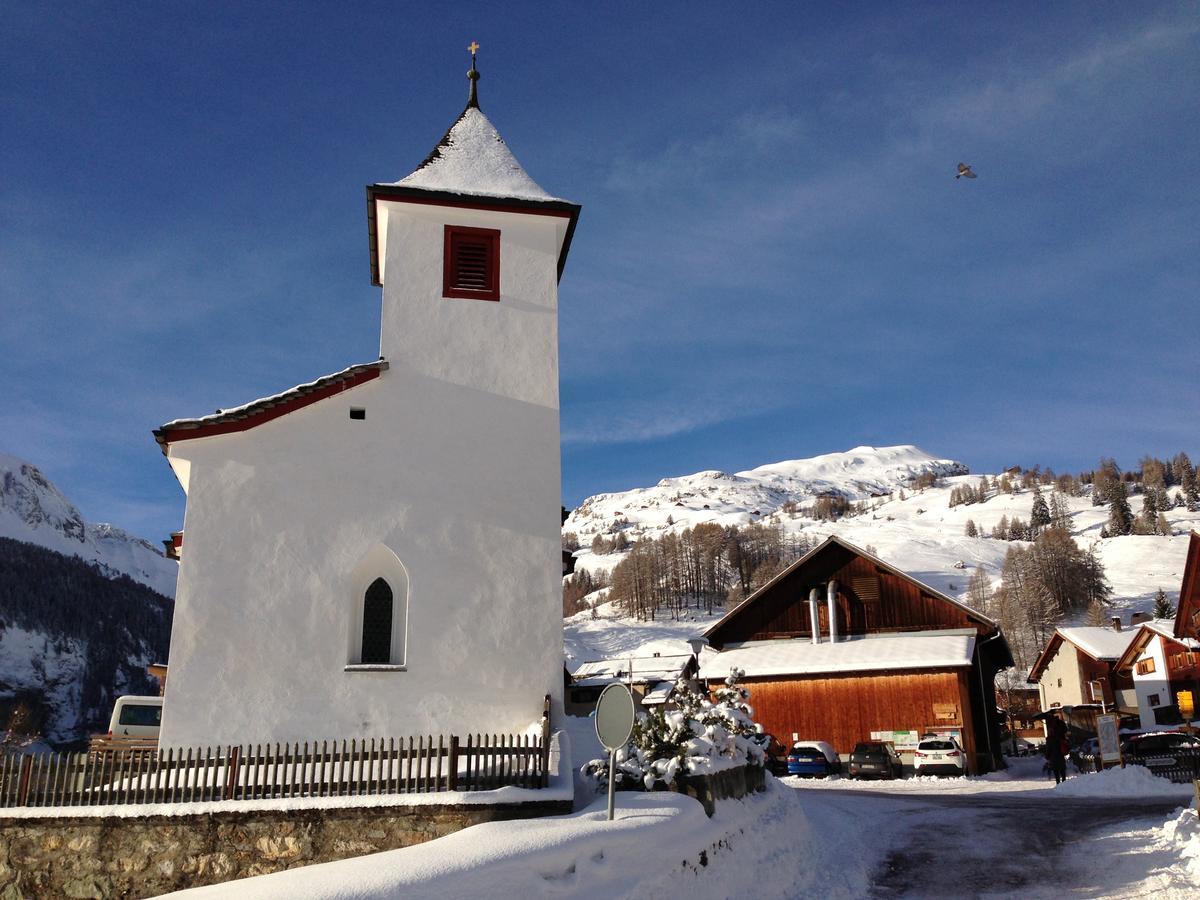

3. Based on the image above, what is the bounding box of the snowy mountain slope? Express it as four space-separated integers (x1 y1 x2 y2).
0 452 177 597
564 445 1200 667
565 445 966 538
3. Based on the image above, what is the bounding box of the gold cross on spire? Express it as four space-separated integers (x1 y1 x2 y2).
468 41 480 56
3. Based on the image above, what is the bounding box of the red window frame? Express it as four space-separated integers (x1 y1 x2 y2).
443 224 500 301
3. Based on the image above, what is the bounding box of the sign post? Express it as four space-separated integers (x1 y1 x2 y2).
595 683 635 822
1097 714 1121 768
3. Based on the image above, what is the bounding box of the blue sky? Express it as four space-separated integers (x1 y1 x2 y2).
2 2 1197 541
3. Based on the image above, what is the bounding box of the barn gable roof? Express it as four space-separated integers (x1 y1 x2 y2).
154 360 388 453
702 535 998 647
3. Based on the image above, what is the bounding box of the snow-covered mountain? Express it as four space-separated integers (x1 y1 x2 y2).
566 445 967 538
564 445 1200 667
0 452 177 597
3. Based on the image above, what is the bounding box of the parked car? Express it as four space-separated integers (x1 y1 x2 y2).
912 738 966 776
106 695 163 741
751 732 789 776
1070 737 1101 772
847 741 903 779
1120 732 1200 776
786 741 840 777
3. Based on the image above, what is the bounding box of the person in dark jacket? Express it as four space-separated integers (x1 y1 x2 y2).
1044 714 1069 784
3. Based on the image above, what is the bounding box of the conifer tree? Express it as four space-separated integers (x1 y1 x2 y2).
1152 588 1176 619
964 518 978 538
1029 485 1051 536
1105 480 1134 536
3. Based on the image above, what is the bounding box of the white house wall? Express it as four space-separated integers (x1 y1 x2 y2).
1129 636 1171 730
159 202 565 749
1036 642 1086 711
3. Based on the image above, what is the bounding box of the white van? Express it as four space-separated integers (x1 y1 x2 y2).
107 695 163 740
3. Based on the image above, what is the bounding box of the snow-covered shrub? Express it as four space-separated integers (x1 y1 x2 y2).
581 667 766 792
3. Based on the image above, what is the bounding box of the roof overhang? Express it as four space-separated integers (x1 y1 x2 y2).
154 360 388 455
366 184 581 288
1176 531 1200 641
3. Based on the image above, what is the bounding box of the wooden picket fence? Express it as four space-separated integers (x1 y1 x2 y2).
1 728 550 810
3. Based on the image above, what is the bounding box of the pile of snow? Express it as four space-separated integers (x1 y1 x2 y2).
167 780 875 900
0 451 177 596
1054 764 1197 799
1163 806 1200 879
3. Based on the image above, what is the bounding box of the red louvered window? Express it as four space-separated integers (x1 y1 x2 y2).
443 224 500 300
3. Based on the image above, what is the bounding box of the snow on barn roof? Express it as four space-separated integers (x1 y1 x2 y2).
697 631 976 680
154 360 388 452
571 654 694 687
390 106 565 203
1055 626 1139 661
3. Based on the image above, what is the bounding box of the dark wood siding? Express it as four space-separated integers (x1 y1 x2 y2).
734 668 980 772
714 550 977 645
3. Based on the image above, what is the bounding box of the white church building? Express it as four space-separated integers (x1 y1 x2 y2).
153 57 581 749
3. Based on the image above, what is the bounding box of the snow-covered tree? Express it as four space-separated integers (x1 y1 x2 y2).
581 668 766 792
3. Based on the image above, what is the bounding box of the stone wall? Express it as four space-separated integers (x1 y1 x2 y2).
0 799 571 899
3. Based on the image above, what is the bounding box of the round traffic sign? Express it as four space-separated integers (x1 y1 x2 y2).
595 683 635 751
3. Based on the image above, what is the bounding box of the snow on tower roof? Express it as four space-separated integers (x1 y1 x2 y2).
391 105 566 203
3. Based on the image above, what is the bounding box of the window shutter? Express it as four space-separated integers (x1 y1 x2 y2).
444 225 500 300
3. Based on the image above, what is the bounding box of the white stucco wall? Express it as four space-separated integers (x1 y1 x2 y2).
159 199 566 749
1036 642 1085 712
1129 636 1171 730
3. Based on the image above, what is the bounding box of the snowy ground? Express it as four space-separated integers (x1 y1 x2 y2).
163 755 1199 899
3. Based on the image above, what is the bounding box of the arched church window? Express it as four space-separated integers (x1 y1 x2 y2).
360 577 394 664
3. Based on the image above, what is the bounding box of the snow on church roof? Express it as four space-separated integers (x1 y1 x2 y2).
390 105 566 203
154 360 388 451
697 632 977 680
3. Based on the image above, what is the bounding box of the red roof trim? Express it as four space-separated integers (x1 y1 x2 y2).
154 362 386 453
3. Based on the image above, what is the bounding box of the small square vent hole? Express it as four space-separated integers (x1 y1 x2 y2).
349 408 366 420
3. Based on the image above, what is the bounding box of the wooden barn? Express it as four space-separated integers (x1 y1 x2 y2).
698 536 1013 773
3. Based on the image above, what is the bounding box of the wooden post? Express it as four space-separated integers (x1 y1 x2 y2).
16 755 33 806
448 736 459 792
541 693 552 788
224 746 240 800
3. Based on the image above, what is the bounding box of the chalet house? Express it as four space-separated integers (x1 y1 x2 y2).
152 59 580 748
1113 618 1200 729
1028 625 1137 718
565 654 697 717
1175 531 1200 643
697 536 1013 774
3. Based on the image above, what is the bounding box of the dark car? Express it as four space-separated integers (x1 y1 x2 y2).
847 741 903 779
751 732 789 776
1120 731 1200 777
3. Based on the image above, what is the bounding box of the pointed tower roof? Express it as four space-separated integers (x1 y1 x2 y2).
366 45 581 287
391 105 564 202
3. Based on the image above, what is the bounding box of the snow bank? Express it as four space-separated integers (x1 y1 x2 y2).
1054 764 1197 799
164 780 875 900
1162 806 1200 879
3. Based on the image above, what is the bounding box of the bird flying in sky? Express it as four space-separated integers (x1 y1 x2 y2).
956 163 977 180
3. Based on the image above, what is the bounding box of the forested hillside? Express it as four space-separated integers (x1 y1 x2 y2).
0 537 173 747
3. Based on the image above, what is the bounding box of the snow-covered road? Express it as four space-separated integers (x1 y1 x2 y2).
808 790 1185 898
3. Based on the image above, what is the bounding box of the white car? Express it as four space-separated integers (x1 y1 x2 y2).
913 738 966 776
107 695 163 741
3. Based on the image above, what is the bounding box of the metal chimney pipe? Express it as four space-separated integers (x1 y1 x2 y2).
827 580 839 644
808 589 821 644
